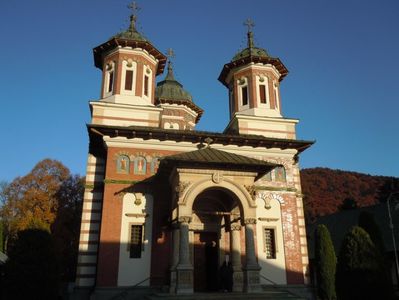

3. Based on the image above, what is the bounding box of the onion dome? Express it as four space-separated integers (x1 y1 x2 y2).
113 14 147 42
155 57 203 123
155 61 193 102
218 19 289 87
92 7 166 74
232 30 269 61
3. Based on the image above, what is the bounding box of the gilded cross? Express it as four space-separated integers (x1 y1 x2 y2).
243 18 255 32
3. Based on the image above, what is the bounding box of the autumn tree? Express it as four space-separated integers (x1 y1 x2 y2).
315 224 336 300
0 159 85 284
0 159 70 247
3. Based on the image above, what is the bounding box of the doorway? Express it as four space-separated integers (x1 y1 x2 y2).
193 231 219 292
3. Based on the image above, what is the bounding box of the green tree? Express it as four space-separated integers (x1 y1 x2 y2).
358 211 385 254
315 224 336 300
336 226 392 300
4 229 59 299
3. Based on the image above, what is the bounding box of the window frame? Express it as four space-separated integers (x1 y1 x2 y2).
263 226 277 259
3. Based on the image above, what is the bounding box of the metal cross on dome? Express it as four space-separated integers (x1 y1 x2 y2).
166 48 175 60
243 18 255 32
128 1 141 15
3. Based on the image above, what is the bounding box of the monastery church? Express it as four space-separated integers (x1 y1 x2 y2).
75 4 313 299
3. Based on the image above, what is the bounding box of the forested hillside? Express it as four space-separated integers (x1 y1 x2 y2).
300 168 399 222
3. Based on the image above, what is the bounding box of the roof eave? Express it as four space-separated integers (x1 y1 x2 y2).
93 38 167 75
88 123 314 154
218 56 289 87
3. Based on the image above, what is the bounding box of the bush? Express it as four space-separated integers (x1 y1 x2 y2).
3 229 59 299
336 226 392 300
315 224 336 300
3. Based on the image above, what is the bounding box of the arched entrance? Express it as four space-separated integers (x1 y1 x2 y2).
191 188 242 292
170 168 263 294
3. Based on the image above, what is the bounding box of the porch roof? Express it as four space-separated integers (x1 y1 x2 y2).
160 147 278 176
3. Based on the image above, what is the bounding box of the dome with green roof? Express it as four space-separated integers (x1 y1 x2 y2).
113 15 147 42
155 62 193 102
232 31 270 61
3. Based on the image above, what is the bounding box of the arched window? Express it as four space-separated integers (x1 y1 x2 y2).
257 76 269 107
274 166 286 182
117 155 130 174
237 77 249 108
143 66 152 100
104 61 115 98
121 60 137 95
134 157 147 175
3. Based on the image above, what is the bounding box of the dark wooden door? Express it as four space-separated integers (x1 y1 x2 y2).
194 231 219 292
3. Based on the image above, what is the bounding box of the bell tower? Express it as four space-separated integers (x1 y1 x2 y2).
90 3 167 127
219 19 298 140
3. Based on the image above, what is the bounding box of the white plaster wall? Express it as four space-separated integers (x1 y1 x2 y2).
117 193 153 286
256 196 287 284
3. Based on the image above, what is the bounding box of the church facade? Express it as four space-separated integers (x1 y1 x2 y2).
75 7 313 298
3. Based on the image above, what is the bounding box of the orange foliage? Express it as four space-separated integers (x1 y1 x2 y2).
1 159 70 234
301 167 398 222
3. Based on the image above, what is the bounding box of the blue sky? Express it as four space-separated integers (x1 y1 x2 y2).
1 0 398 181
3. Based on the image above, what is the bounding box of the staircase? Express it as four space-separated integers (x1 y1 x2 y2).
144 286 305 300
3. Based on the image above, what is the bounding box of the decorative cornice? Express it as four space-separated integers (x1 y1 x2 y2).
88 124 314 154
125 213 148 218
258 217 279 222
254 186 297 193
104 179 141 185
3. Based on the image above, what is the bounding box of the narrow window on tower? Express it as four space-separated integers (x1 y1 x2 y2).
144 75 149 96
129 224 144 258
125 70 133 91
259 84 267 104
274 81 280 110
108 71 114 93
264 228 277 259
241 86 248 106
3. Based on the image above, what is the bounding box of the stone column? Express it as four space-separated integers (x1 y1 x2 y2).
169 223 180 293
176 216 193 294
230 223 244 292
244 218 261 293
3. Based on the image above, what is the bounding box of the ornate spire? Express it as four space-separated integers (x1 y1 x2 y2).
243 18 255 48
165 48 176 80
127 1 141 33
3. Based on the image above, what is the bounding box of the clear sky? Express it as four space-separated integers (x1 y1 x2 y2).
1 0 398 182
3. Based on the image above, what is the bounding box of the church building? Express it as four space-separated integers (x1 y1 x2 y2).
75 4 313 298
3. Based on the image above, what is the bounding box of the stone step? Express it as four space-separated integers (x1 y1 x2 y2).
145 289 304 300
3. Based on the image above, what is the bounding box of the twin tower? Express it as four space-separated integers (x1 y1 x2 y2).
91 12 298 140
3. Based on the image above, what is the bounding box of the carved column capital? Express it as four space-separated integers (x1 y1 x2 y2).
178 216 192 224
244 218 257 225
230 224 242 231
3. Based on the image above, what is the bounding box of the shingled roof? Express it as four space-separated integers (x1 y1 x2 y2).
160 147 278 177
